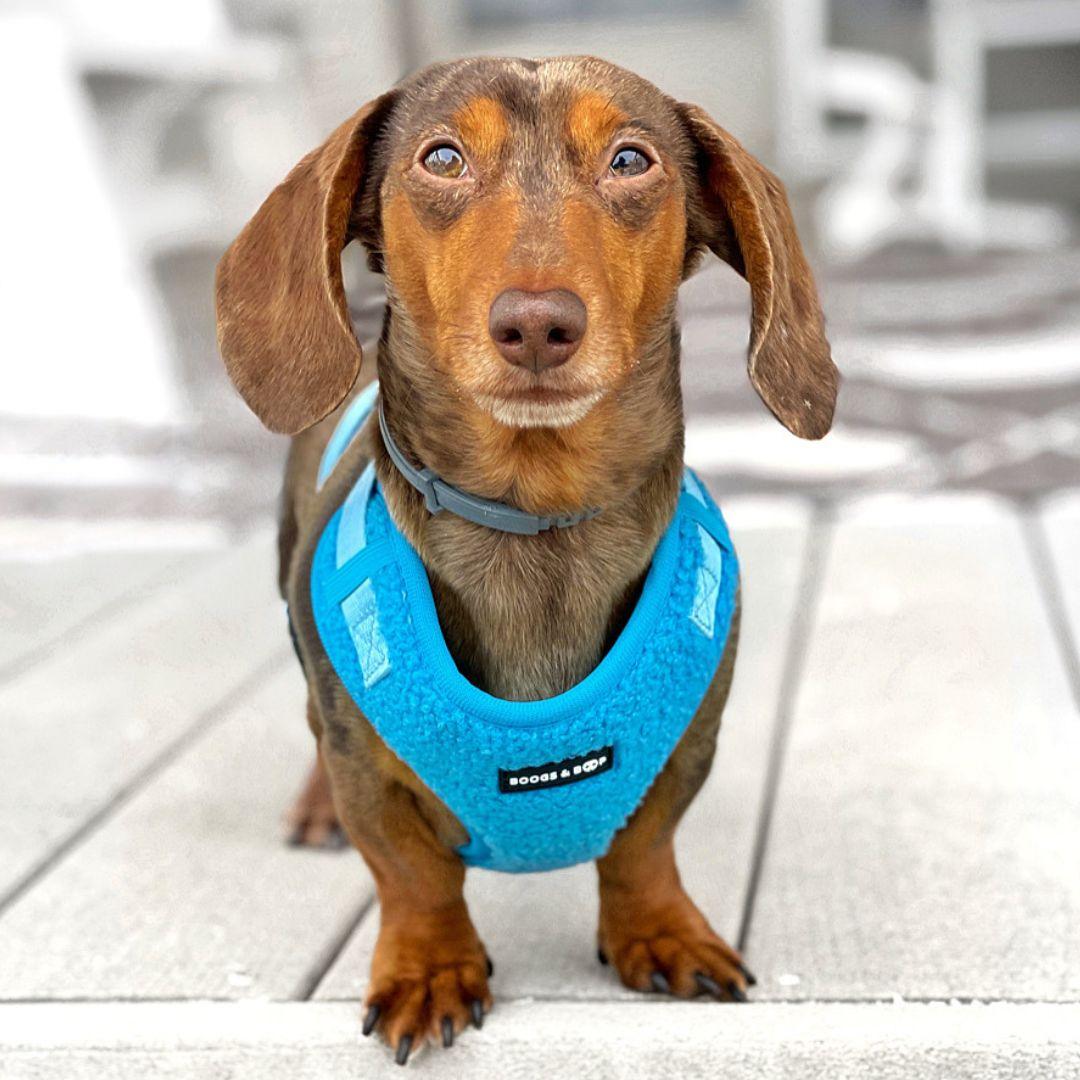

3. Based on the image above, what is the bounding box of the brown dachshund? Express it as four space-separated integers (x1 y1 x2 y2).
215 55 836 1063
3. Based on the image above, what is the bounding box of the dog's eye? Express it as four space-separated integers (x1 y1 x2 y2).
422 144 467 179
608 147 652 178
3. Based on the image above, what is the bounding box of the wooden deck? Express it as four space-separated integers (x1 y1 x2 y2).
2 492 1080 1077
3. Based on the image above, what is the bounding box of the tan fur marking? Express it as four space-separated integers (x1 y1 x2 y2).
384 188 522 352
452 96 511 161
566 91 630 162
560 188 686 366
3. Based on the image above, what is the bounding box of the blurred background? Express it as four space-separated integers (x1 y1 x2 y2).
2 0 1079 561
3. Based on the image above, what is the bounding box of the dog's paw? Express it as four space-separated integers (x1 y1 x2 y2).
362 934 493 1064
598 898 755 1002
283 760 345 849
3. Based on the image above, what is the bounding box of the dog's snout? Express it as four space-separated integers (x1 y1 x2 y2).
488 289 587 373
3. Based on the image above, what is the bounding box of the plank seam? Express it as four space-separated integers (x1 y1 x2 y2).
295 897 377 1002
736 502 834 955
0 553 196 684
0 646 290 919
1021 506 1080 715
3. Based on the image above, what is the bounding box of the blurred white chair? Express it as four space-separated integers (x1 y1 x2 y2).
775 0 1075 260
813 50 929 260
921 0 1078 252
0 13 183 424
51 0 284 78
38 0 301 257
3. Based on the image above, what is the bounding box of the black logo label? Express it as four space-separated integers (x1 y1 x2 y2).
498 746 614 794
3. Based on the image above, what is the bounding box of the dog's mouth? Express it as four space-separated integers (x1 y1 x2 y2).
474 385 606 429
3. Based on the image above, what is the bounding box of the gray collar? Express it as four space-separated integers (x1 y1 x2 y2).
377 398 601 535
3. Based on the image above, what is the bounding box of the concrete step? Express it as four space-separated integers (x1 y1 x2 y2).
2 1000 1078 1079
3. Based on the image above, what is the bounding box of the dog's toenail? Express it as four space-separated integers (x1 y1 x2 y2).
441 1016 454 1048
471 1000 484 1029
738 963 758 987
695 972 723 999
362 1003 380 1036
650 971 670 994
486 955 494 977
597 948 608 966
728 982 747 1002
395 1034 413 1065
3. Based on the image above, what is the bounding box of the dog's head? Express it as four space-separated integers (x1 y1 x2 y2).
216 56 837 441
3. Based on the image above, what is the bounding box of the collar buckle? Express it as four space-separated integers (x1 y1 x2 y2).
413 466 443 515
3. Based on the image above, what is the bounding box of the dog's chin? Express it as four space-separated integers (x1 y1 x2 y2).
475 389 605 429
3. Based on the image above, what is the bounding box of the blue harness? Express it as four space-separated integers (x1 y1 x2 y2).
310 385 738 873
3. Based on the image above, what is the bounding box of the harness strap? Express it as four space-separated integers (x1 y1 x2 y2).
317 381 379 490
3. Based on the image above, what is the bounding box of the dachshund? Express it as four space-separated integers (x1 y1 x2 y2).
215 55 837 1064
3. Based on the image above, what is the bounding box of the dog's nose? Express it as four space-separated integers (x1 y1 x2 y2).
488 288 587 373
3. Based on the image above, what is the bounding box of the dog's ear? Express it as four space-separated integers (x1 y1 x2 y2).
215 92 397 435
678 103 838 439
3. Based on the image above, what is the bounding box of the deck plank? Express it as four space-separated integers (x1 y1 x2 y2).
0 531 284 904
0 549 199 679
0 665 371 1001
748 494 1080 1002
2 1000 1078 1079
316 500 813 1002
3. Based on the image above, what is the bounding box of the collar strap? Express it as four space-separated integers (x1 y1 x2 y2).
378 399 601 535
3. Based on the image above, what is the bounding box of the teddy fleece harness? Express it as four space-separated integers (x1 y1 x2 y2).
309 382 738 873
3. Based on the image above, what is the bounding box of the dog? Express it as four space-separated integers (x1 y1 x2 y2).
215 55 837 1064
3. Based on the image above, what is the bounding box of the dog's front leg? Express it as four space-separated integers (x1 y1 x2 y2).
597 825 752 1001
595 630 754 1002
322 733 491 1062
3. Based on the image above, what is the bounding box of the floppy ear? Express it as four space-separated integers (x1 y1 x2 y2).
678 103 838 439
215 92 396 434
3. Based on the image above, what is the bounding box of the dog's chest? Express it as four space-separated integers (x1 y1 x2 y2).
422 520 646 701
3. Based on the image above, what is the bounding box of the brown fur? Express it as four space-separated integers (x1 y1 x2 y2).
216 55 837 1060
215 93 397 435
